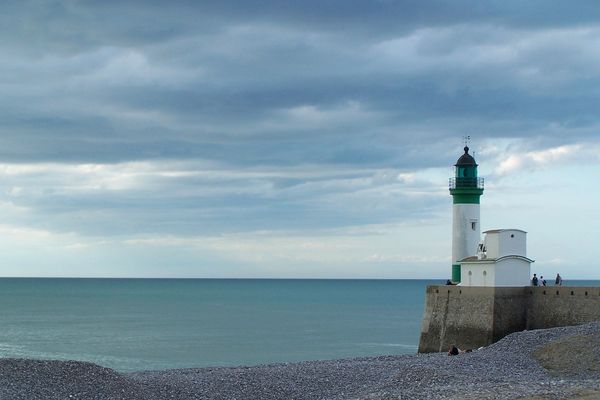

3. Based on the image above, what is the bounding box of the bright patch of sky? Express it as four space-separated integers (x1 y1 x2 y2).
1 1 600 278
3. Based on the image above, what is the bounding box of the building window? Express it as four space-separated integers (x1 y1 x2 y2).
483 271 487 276
471 221 477 230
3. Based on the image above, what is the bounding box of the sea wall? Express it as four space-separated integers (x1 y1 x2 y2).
418 285 600 353
527 286 600 329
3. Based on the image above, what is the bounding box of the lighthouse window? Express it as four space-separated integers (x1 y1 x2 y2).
471 221 476 230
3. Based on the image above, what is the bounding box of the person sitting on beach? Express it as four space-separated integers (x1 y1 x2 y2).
448 345 460 356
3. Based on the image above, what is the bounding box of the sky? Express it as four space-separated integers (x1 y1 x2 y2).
1 0 600 279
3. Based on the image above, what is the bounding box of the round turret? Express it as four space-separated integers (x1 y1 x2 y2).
449 146 484 196
455 146 477 166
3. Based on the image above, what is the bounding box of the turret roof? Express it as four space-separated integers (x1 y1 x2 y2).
455 146 477 166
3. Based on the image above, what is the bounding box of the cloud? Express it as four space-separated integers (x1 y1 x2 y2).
371 25 600 90
1 4 599 167
492 142 599 176
0 159 446 239
0 1 599 277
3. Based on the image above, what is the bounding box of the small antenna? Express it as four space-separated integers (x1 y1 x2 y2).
462 135 471 147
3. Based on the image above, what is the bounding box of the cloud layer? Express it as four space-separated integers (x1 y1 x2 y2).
1 1 600 277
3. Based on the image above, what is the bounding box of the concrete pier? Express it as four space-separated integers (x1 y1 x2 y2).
418 285 600 353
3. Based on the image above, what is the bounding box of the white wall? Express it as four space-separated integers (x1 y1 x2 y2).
452 204 480 263
493 258 531 286
461 257 531 287
483 233 499 259
500 230 526 257
484 229 526 258
461 262 495 286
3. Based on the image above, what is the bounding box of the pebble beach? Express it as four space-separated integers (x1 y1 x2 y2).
2 322 600 400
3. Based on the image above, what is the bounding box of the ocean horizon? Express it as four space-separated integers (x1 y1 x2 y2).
0 277 597 372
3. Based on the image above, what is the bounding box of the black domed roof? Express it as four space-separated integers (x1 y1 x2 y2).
455 146 477 166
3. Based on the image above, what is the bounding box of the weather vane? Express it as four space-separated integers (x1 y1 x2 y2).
463 135 471 147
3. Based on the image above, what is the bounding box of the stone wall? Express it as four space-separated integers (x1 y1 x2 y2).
527 286 600 329
418 286 600 353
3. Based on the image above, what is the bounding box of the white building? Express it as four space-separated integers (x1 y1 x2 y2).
459 229 534 287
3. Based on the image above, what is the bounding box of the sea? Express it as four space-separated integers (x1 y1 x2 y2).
0 278 596 372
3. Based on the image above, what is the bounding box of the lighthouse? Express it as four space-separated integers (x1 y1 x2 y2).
449 146 484 283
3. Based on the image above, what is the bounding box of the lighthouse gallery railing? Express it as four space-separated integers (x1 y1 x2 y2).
449 177 484 189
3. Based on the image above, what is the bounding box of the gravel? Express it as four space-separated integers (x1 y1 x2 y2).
3 322 600 399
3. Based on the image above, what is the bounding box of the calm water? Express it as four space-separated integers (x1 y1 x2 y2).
0 278 435 372
0 278 596 372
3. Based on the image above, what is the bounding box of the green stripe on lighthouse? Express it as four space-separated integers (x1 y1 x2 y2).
450 188 484 204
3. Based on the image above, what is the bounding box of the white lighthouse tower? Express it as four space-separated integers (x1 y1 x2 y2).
449 146 484 283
